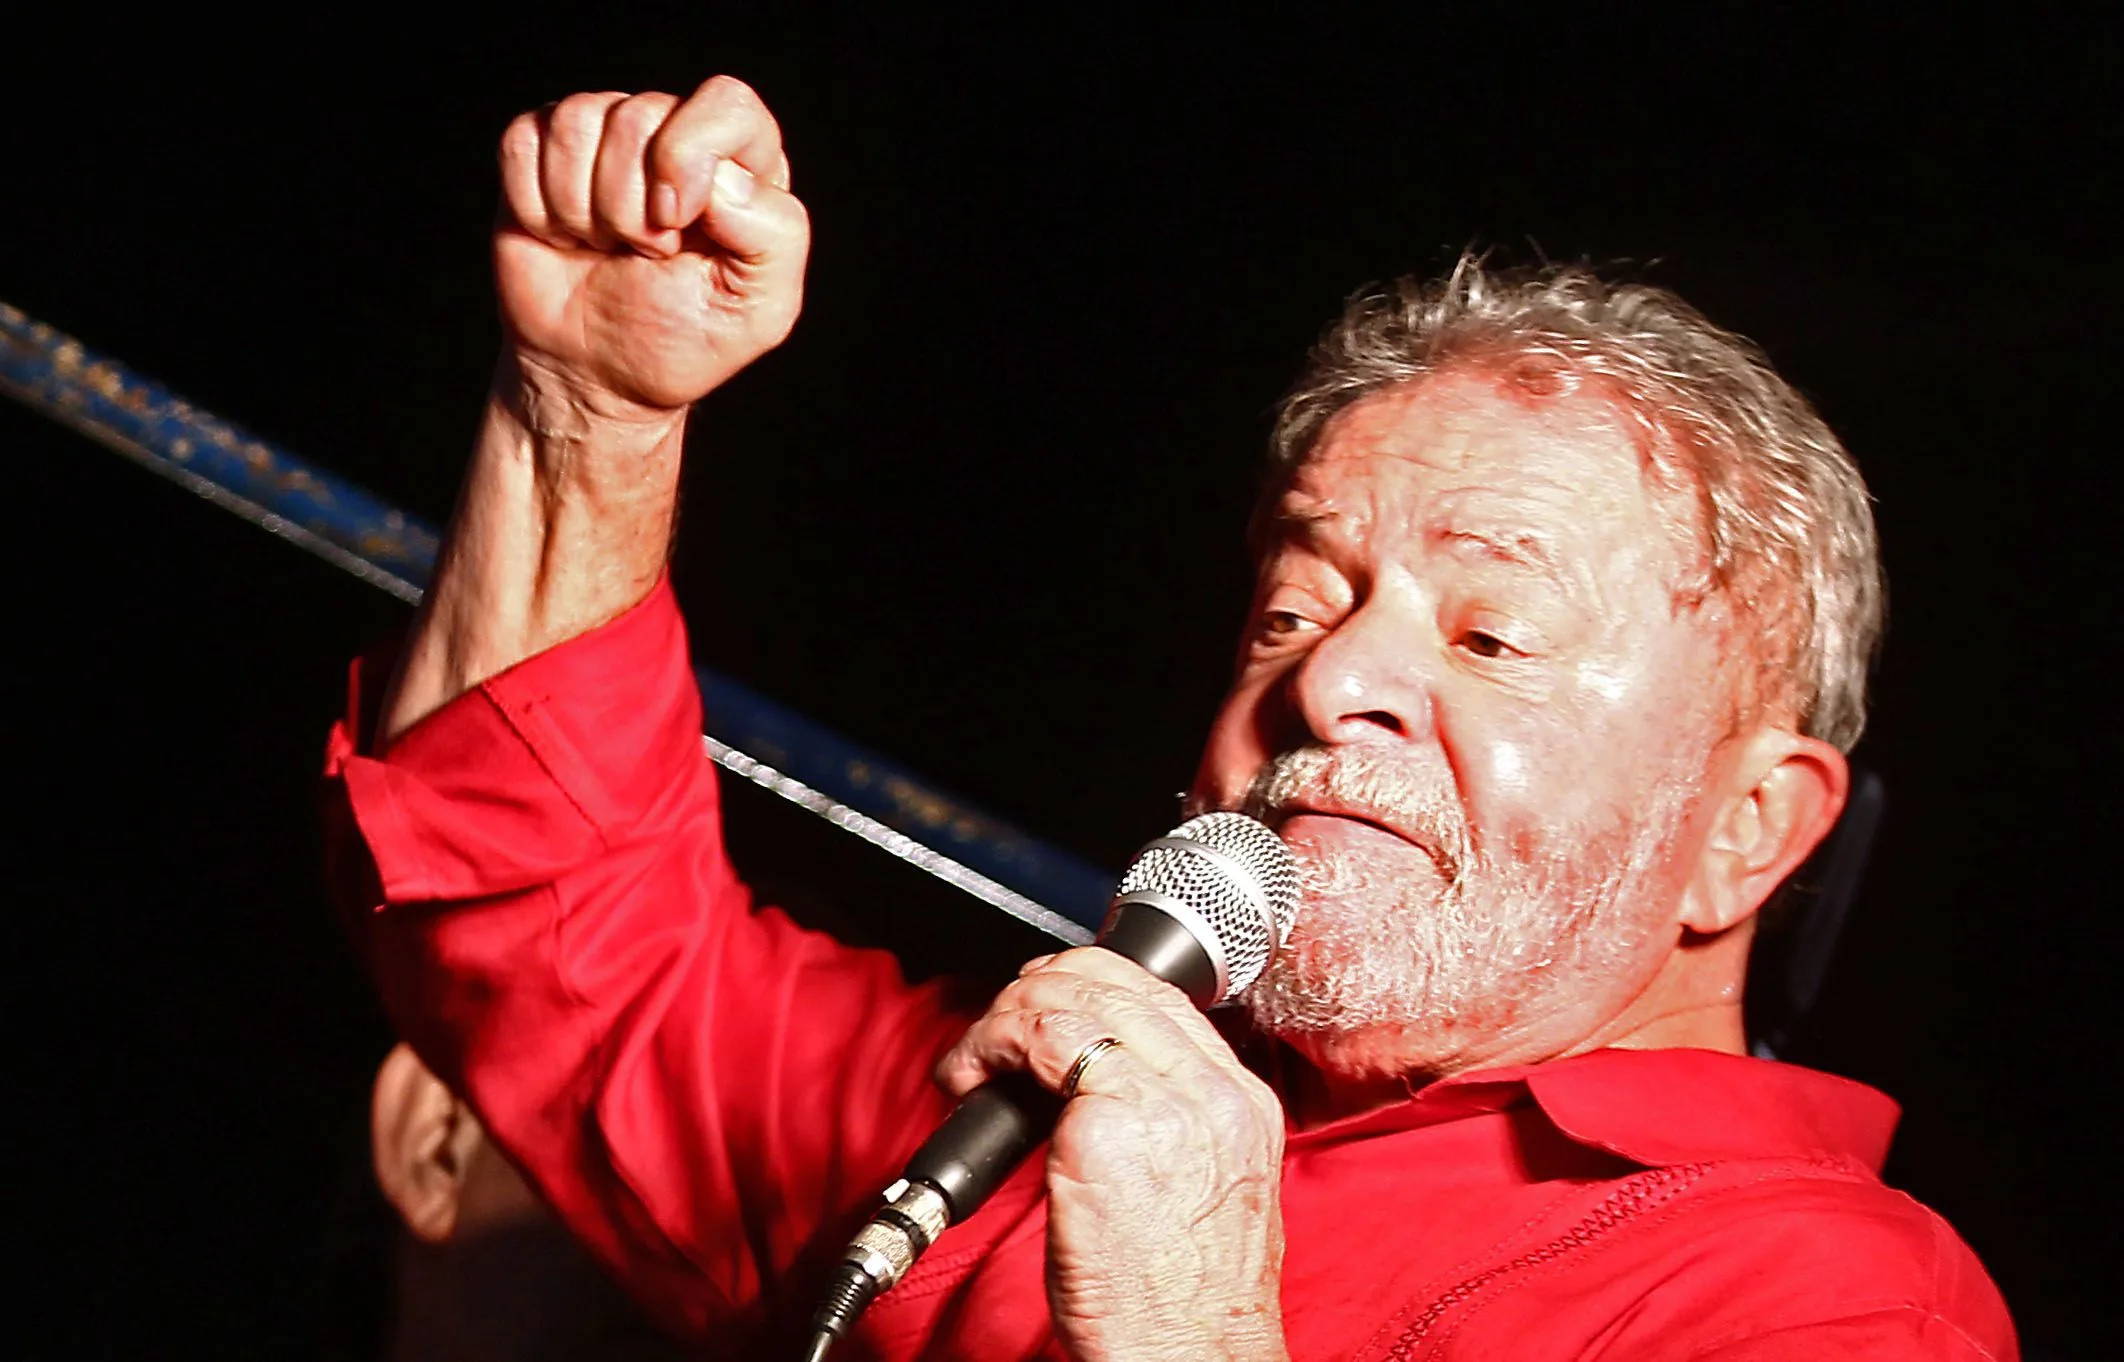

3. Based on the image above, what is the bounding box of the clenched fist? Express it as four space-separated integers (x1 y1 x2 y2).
493 76 809 420
376 76 808 744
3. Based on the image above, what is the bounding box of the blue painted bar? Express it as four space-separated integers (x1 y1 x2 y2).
2 302 441 599
3 300 1112 933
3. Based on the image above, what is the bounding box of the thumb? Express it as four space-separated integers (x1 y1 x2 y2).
692 161 809 337
697 159 806 262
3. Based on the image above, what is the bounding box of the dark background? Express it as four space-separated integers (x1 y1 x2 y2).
8 7 2115 1357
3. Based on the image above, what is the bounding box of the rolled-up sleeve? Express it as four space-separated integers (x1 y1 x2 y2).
322 578 969 1342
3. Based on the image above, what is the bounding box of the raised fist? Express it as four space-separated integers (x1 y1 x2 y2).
493 76 809 419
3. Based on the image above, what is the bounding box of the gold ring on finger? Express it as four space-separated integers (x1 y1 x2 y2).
1060 1036 1124 1102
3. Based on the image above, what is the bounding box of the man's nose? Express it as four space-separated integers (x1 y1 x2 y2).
1287 600 1435 747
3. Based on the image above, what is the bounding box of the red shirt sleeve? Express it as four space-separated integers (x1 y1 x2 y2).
321 579 971 1343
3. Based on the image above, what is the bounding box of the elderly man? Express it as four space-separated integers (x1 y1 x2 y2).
326 77 2014 1359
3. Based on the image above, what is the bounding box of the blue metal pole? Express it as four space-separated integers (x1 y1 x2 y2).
2 300 1105 941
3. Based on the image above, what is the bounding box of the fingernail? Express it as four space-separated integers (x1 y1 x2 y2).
651 180 679 228
1019 953 1058 975
711 157 755 208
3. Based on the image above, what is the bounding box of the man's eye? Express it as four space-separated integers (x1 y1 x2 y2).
1459 629 1517 659
1260 611 1309 638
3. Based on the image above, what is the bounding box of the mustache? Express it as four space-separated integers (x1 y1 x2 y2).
1238 744 1471 883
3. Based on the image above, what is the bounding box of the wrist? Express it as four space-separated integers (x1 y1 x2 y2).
485 358 689 527
377 361 687 746
1098 1318 1287 1362
493 351 689 452
1087 1285 1287 1362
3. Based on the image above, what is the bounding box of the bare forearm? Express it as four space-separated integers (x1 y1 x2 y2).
378 365 688 746
377 75 804 746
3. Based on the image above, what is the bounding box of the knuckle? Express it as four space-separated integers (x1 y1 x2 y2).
1061 976 1133 1022
549 92 618 144
1011 969 1083 1010
499 113 541 164
606 92 670 138
1027 1008 1077 1048
699 73 762 110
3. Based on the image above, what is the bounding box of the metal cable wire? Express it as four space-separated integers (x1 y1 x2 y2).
4 299 1105 941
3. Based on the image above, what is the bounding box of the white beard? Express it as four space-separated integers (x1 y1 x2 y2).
1231 744 1689 1055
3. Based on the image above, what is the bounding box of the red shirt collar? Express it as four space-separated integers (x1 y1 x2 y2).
1286 1046 1901 1172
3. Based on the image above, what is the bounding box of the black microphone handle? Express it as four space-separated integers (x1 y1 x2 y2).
900 897 1218 1220
901 1073 1056 1218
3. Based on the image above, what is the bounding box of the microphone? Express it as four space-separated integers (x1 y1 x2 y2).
804 811 1299 1359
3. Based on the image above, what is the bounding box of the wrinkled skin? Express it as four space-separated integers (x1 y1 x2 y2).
390 74 1849 1362
1194 375 1744 1096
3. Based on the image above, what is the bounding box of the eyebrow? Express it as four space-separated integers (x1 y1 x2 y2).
1263 504 1338 538
1261 504 1581 600
1433 526 1566 581
1269 505 1564 568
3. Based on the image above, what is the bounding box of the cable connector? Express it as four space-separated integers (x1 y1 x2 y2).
805 1179 952 1359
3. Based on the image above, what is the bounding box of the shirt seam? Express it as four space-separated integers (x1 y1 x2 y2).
1414 1156 1861 1358
1353 1178 1628 1357
479 681 616 855
1417 1162 1719 1358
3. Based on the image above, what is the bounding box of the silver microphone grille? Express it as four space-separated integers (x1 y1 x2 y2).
1113 811 1299 999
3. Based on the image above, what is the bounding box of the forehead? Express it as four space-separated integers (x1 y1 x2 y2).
1272 372 1676 564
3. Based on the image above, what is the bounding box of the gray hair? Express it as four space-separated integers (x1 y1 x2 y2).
1268 256 1885 751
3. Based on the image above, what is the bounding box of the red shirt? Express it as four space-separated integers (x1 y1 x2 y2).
325 580 2016 1360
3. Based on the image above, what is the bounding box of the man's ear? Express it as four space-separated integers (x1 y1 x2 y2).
370 1042 485 1244
1680 729 1850 935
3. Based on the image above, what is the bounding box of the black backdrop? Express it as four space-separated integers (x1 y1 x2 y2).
9 8 2115 1357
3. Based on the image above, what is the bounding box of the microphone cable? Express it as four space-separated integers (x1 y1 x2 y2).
800 812 1296 1358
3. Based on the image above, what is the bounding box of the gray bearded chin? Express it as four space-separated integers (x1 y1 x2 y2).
1231 745 1687 1049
